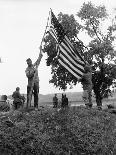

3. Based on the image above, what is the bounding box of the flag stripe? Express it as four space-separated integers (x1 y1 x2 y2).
62 40 82 63
57 43 84 77
65 36 85 62
61 39 85 66
60 52 84 76
59 45 85 73
59 60 81 79
64 36 79 59
58 57 83 79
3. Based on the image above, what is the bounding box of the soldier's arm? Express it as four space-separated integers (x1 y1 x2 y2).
33 53 43 67
33 46 43 67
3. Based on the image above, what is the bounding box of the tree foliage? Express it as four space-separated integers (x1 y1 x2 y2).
77 2 116 104
77 2 108 38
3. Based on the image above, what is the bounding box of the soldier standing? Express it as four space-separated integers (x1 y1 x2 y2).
53 94 58 108
25 51 43 109
80 64 93 108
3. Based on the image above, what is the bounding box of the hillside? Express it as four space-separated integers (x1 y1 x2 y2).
0 106 116 154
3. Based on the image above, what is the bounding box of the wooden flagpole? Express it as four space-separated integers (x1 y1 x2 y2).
27 10 51 108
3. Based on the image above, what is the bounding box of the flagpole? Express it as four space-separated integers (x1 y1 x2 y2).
40 9 51 51
27 9 51 108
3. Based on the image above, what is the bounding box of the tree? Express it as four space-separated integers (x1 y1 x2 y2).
43 3 116 107
77 2 116 106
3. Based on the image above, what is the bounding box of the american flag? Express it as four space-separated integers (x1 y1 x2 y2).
47 9 85 79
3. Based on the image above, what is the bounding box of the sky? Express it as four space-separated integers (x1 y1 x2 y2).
0 0 116 96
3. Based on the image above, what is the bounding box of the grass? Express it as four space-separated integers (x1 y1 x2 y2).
0 105 116 154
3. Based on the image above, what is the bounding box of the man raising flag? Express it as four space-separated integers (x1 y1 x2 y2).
25 46 43 109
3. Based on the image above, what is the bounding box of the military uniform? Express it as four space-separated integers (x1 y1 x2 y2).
53 94 58 108
25 53 42 108
81 65 93 108
12 90 25 110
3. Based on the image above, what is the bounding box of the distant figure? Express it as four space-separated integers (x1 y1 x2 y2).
12 87 25 110
0 95 10 112
61 94 65 108
1 95 7 101
53 94 58 108
80 64 93 108
61 94 69 108
64 94 69 107
25 51 43 109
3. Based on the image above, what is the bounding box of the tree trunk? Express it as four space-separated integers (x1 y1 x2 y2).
96 93 102 108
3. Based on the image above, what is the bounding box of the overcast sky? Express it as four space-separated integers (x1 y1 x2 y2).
0 0 116 95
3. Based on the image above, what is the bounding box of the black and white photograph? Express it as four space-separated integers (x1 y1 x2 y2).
0 0 116 154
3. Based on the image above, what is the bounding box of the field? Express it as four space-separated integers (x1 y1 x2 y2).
17 91 116 109
0 104 116 154
6 91 116 105
1 92 116 154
